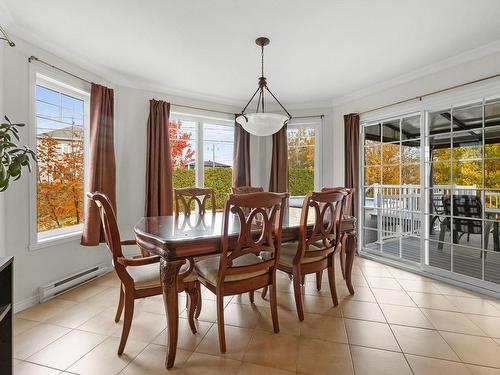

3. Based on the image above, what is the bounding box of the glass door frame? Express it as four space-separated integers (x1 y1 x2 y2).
358 96 500 295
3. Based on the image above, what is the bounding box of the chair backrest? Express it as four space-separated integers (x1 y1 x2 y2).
87 192 133 285
219 192 288 284
297 190 346 263
442 194 482 234
174 187 216 215
232 186 264 194
322 187 355 217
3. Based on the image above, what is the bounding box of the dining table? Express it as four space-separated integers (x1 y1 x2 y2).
134 207 357 369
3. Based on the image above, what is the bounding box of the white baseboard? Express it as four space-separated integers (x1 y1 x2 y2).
13 294 39 314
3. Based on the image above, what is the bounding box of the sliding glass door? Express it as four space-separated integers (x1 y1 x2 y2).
361 114 422 264
360 98 500 290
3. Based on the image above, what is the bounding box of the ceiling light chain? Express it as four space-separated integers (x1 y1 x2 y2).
236 37 292 137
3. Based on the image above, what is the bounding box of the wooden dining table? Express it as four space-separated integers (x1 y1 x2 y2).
134 207 357 369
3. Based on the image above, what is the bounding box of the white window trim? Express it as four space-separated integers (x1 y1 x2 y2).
170 111 234 189
28 65 91 251
287 119 323 196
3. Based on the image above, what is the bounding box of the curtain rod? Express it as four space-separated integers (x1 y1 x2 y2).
29 55 93 84
0 24 15 47
28 55 324 119
359 71 500 115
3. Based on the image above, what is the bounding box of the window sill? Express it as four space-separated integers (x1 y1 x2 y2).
29 230 82 251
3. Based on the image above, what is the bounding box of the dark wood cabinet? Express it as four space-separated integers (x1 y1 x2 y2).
0 257 13 375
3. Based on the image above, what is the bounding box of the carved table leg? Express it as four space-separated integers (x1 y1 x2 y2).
160 258 184 369
345 232 357 295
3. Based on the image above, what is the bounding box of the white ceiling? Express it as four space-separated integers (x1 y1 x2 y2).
2 0 500 107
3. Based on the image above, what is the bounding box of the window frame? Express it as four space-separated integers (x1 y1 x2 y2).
286 119 322 197
170 112 234 190
29 67 91 251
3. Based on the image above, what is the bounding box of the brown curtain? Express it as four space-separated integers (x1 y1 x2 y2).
81 83 116 246
232 116 251 187
344 113 360 218
269 125 288 193
145 99 174 217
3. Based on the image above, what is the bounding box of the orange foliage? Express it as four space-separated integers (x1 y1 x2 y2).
169 121 195 168
37 127 84 232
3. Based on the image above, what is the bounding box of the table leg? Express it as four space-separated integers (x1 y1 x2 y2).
160 258 184 369
345 232 357 295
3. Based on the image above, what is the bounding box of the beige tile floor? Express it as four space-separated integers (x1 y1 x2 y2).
12 255 500 374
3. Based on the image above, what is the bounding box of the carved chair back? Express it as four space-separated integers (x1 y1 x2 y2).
218 192 288 284
296 190 346 264
322 187 355 217
232 186 264 194
87 192 133 285
174 187 216 216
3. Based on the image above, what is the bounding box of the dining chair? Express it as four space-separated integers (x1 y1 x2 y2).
232 186 264 194
321 187 355 280
174 187 216 215
87 192 200 355
195 191 288 352
231 187 265 302
277 189 345 321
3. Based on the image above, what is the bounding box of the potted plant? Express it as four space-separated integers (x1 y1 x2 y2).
0 116 36 191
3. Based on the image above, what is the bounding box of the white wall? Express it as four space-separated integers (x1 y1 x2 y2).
331 50 500 186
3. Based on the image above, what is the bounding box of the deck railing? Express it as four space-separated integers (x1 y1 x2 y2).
364 184 500 243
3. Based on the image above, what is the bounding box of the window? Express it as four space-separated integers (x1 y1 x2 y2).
169 115 234 210
359 96 500 289
287 122 321 196
32 74 89 244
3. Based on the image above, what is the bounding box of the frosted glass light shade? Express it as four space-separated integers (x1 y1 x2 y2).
235 113 288 136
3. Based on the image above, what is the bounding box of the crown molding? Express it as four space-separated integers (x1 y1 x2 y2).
331 39 500 107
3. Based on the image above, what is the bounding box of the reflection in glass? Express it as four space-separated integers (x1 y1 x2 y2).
484 126 500 158
452 130 482 160
365 124 381 145
451 103 483 131
382 143 400 165
364 166 381 186
401 115 420 140
453 245 482 279
428 110 451 132
401 140 420 164
427 240 451 271
453 161 482 187
402 165 420 185
382 119 400 142
485 100 500 128
382 165 400 185
364 145 381 166
363 229 380 252
485 159 500 189
363 208 378 230
429 161 451 186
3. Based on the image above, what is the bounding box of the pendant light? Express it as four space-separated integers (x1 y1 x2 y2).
236 37 291 136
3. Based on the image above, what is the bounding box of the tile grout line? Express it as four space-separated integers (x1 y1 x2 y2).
364 265 415 375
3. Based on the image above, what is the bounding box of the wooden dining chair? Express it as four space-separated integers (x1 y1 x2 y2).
195 192 288 352
87 192 200 355
174 187 216 215
277 189 345 321
321 187 355 280
232 186 264 194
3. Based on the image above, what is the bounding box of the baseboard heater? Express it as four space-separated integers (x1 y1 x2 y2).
38 263 110 303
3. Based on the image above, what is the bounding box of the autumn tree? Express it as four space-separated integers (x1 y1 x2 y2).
37 126 84 232
288 128 315 169
169 120 195 168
